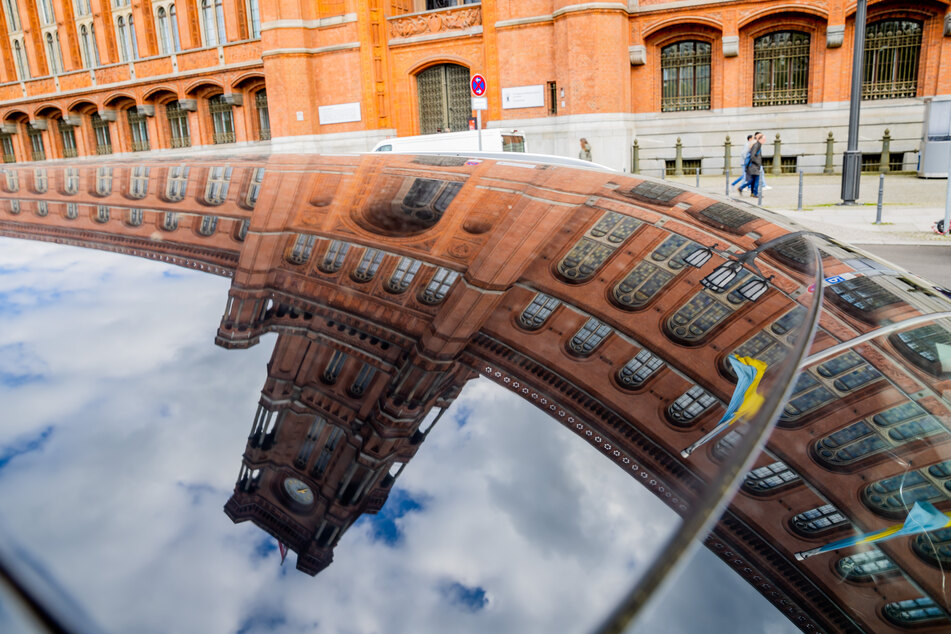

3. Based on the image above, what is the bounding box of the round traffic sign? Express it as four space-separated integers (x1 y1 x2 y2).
471 74 486 96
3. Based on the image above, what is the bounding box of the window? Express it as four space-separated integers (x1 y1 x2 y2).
311 427 343 478
400 178 462 228
661 41 711 112
781 351 881 422
166 165 189 201
816 402 945 467
667 384 716 425
204 166 232 204
835 550 897 580
420 267 459 304
63 167 78 193
323 350 346 384
568 317 612 355
247 0 259 38
157 7 171 53
349 364 375 397
32 168 47 193
38 0 54 24
128 109 149 151
76 0 90 15
1 134 14 163
166 101 190 148
255 90 270 140
209 95 235 144
613 240 684 309
883 598 948 627
95 205 109 223
27 126 45 161
519 293 560 330
65 202 77 218
558 211 642 282
547 81 557 116
128 15 139 58
320 240 350 273
4 0 20 31
753 32 809 107
245 167 264 207
8 199 19 213
198 215 218 236
863 20 922 100
95 166 112 195
13 39 29 80
116 17 129 61
79 24 100 68
416 63 471 135
387 257 421 293
352 248 384 282
235 218 249 241
287 234 316 264
666 270 751 343
127 208 142 226
294 416 326 470
201 0 225 45
162 211 179 231
743 461 800 493
791 504 847 534
826 276 902 321
890 323 951 378
616 349 664 388
45 32 61 74
865 461 951 514
913 526 951 567
91 113 112 155
35 201 47 216
169 4 180 50
127 166 149 199
4 169 18 191
57 119 77 158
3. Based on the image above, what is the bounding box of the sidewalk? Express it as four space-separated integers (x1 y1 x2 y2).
661 172 951 245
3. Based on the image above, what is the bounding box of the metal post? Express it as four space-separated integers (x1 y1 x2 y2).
632 139 639 174
841 0 868 204
725 166 730 197
695 166 700 188
723 135 731 175
879 128 891 173
772 133 782 175
824 132 835 174
477 110 482 150
758 166 765 206
943 140 951 235
661 162 666 180
797 170 804 211
674 137 683 176
875 173 884 224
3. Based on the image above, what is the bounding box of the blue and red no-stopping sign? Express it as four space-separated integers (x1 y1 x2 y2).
471 74 486 96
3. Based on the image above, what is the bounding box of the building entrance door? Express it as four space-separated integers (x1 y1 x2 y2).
416 63 470 135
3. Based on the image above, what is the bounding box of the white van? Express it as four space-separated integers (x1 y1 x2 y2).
372 129 526 153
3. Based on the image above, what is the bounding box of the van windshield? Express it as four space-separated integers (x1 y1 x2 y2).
502 135 525 152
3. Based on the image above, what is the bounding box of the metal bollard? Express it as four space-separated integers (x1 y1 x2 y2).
631 139 640 174
758 166 765 206
875 173 885 224
824 132 835 175
797 170 804 211
661 164 666 180
695 166 700 188
725 166 730 197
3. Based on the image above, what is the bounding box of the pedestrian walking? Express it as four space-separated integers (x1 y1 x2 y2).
579 138 592 161
732 135 753 194
746 132 764 197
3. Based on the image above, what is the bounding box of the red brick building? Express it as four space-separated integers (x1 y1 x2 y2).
0 1 949 171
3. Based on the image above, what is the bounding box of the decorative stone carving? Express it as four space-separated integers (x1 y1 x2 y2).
178 99 198 112
388 7 481 39
61 115 83 126
97 109 117 122
135 104 155 117
29 118 48 130
722 36 738 58
220 93 244 107
827 25 845 48
629 45 646 66
0 123 16 134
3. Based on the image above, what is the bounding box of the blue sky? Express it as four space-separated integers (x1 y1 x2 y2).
0 236 797 634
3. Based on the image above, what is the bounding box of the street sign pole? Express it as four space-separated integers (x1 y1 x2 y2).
477 110 482 150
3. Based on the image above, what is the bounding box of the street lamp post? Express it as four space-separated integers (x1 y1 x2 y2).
841 0 868 204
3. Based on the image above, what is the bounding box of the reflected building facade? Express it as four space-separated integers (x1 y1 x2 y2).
4 155 951 631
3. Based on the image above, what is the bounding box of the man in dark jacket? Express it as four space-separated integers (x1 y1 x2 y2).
746 132 764 197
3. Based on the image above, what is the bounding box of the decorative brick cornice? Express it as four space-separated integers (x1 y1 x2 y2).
387 6 482 39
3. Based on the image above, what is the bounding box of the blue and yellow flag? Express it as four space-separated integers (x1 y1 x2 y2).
681 355 767 458
795 501 951 561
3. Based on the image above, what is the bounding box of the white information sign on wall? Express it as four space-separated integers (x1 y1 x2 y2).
318 102 362 125
501 85 545 110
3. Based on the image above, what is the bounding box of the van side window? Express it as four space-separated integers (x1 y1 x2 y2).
376 144 392 152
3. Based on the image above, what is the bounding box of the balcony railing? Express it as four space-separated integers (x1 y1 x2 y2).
131 140 150 152
31 150 45 161
3 153 15 163
170 136 191 148
95 144 113 155
213 131 235 144
63 148 78 158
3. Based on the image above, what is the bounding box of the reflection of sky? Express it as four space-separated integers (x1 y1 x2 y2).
0 237 796 633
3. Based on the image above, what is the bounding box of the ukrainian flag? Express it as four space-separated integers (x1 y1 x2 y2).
795 501 951 561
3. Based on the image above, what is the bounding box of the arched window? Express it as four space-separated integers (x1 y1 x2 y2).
169 3 180 50
45 33 61 74
320 240 350 273
95 166 112 195
616 349 664 388
198 215 218 236
116 17 129 61
63 167 79 193
13 40 29 80
865 461 951 514
157 7 171 54
91 113 112 154
127 109 149 151
36 201 47 216
568 317 612 356
399 178 461 229
162 211 179 230
89 24 100 65
352 248 385 282
323 350 346 384
247 0 260 38
416 63 470 134
80 26 93 68
78 0 91 15
519 293 560 330
201 0 225 45
95 204 110 223
835 550 897 581
890 323 951 378
214 0 226 43
255 90 270 140
127 208 143 226
27 126 45 160
666 269 751 344
419 267 459 304
166 101 190 148
0 135 13 163
913 526 951 568
39 0 53 24
311 427 343 478
883 598 947 627
790 504 847 535
294 416 327 469
128 15 139 59
286 234 316 264
612 234 700 309
667 384 716 426
129 166 149 198
661 41 711 111
863 20 922 100
204 166 232 204
65 202 78 219
166 165 189 200
558 211 641 282
743 461 800 494
8 199 20 213
245 167 264 207
782 351 881 421
234 218 249 241
209 95 235 144
349 364 375 397
387 257 421 293
32 168 47 193
815 402 945 467
4 0 20 31
4 169 19 192
753 31 810 107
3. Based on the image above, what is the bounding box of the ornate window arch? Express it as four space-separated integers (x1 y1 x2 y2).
286 234 316 265
557 211 641 282
519 293 560 330
864 461 951 515
790 504 847 535
835 550 897 581
616 349 664 389
319 240 350 273
419 268 459 304
883 598 947 627
667 384 716 426
568 317 612 356
387 257 421 293
197 215 218 236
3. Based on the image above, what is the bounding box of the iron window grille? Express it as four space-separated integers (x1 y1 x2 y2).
166 101 190 148
27 126 45 161
57 119 78 158
255 91 270 140
91 113 112 155
661 41 711 112
209 95 235 144
1 135 15 163
753 31 810 107
128 109 150 151
862 20 922 100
